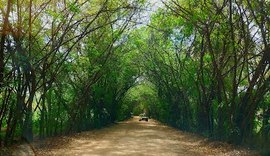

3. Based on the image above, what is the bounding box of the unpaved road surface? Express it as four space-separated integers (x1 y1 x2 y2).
31 116 258 156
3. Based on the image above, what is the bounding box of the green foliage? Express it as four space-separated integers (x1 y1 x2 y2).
131 0 270 153
0 1 269 154
0 0 146 145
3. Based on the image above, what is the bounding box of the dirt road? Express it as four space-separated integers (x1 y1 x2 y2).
32 116 258 156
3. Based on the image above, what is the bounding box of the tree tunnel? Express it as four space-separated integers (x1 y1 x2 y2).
0 0 269 153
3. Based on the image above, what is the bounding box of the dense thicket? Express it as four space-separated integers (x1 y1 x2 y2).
0 0 144 145
0 0 269 153
130 0 269 151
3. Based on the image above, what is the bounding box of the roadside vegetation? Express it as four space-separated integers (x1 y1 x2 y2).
0 0 269 154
